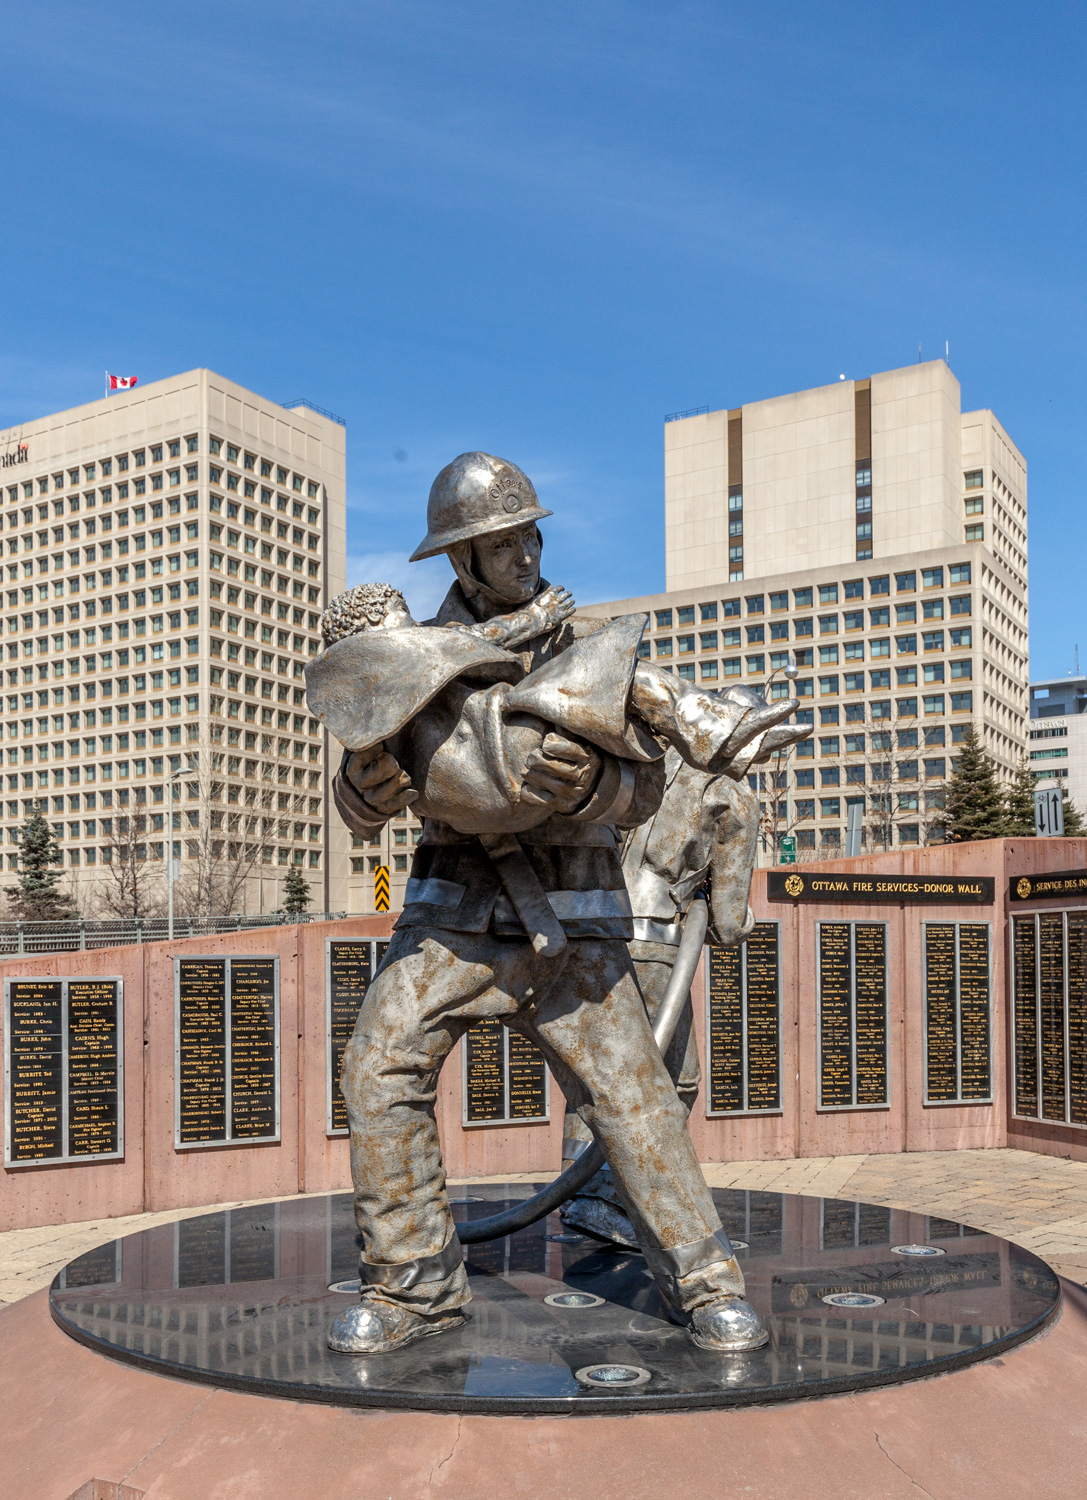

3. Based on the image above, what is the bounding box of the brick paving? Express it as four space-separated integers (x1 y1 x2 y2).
4 1148 1086 1307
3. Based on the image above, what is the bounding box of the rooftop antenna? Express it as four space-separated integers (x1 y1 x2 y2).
945 340 950 365
918 343 922 363
1077 644 1080 676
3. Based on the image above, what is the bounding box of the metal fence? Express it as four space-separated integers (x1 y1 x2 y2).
0 911 350 955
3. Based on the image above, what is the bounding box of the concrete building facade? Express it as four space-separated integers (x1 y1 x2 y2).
0 371 353 916
583 361 1029 857
1029 674 1087 815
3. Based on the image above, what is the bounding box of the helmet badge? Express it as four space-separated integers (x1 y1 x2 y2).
490 471 528 516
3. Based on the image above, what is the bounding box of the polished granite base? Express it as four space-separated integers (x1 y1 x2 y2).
49 1185 1061 1414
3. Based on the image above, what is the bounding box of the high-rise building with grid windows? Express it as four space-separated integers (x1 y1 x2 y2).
0 369 356 914
581 360 1029 859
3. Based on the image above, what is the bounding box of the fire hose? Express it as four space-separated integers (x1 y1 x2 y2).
456 893 709 1243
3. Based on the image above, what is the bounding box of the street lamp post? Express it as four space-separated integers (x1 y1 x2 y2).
167 768 183 941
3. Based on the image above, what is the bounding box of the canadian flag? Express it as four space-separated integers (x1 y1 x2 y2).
108 373 138 390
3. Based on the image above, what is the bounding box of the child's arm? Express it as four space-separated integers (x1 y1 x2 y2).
444 584 576 649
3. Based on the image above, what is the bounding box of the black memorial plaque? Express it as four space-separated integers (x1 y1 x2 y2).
177 960 227 1145
5 980 63 1163
177 1214 228 1287
1039 912 1066 1122
924 924 991 1105
4 977 123 1167
854 925 888 1106
176 957 278 1147
1013 917 1039 1118
66 979 121 1158
818 923 887 1109
1069 912 1087 1126
326 940 374 1134
958 924 991 1101
818 924 853 1107
464 1018 505 1123
507 1030 547 1120
229 1210 278 1283
706 925 781 1115
706 944 743 1114
463 1019 548 1124
229 959 277 1140
924 924 957 1102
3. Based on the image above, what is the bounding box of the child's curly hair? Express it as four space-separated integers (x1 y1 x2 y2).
320 583 409 645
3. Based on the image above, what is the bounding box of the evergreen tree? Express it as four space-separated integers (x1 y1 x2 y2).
1004 756 1037 836
282 865 311 915
943 728 1008 842
1062 789 1086 837
6 804 78 921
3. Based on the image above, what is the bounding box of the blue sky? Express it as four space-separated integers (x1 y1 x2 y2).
1 2 1084 674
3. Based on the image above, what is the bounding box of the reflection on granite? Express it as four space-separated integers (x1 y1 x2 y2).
49 1186 1061 1414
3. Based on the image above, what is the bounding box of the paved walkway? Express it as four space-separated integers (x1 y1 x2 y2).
5 1147 1087 1305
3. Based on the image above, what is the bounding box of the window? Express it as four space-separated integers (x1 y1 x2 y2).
770 621 789 641
951 691 973 712
844 610 863 631
793 588 813 608
655 639 672 657
770 591 788 611
819 675 839 695
819 645 839 664
677 605 695 626
922 598 944 620
819 583 838 604
844 641 864 660
845 703 865 723
965 497 983 515
964 469 983 489
796 799 815 820
845 764 866 785
636 640 650 660
845 733 865 754
819 737 839 756
897 666 917 685
869 575 889 596
950 563 971 584
722 628 741 647
699 661 718 681
677 634 694 654
820 706 840 726
844 672 864 692
965 524 984 542
722 658 741 677
699 631 717 651
746 625 764 644
896 604 917 625
925 757 946 778
951 659 972 680
818 614 838 635
894 571 915 592
794 618 813 637
922 567 943 589
722 599 741 617
700 602 718 622
677 663 695 681
795 769 815 787
746 654 764 674
923 694 945 715
820 798 840 818
924 725 946 746
897 697 918 717
655 609 672 628
746 595 764 614
870 669 890 689
896 634 916 654
949 595 971 616
950 626 972 648
869 607 889 627
924 662 945 683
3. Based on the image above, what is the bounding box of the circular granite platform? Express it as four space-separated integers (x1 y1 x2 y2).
48 1184 1060 1415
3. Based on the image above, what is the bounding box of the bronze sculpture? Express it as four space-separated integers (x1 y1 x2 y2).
306 452 806 1357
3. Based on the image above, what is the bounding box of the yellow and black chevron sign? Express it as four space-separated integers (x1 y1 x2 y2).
374 864 390 912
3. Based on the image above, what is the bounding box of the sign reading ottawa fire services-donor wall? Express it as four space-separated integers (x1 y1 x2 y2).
174 957 279 1149
4 977 124 1166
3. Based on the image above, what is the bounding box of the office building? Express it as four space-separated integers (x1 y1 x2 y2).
1029 674 1087 813
0 370 357 915
582 361 1029 855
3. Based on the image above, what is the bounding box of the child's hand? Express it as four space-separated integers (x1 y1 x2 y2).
531 585 576 632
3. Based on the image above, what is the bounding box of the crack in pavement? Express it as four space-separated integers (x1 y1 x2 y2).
429 1415 463 1485
118 1389 217 1487
872 1425 938 1499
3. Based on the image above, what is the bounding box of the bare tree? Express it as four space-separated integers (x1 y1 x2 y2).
96 808 166 919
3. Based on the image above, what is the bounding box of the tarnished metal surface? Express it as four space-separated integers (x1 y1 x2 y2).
313 452 808 1353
